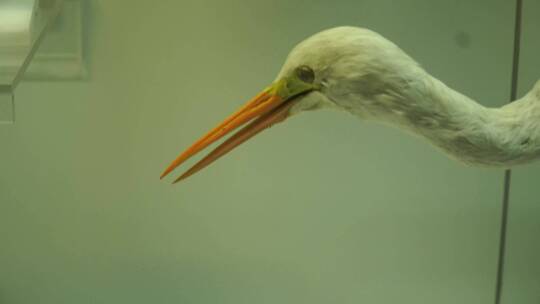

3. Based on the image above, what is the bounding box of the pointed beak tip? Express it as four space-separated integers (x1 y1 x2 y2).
172 177 184 184
160 165 177 180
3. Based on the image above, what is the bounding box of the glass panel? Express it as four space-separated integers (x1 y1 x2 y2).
0 1 527 303
502 0 540 302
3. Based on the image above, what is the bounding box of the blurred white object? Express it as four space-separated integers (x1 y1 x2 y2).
0 0 36 47
0 0 84 124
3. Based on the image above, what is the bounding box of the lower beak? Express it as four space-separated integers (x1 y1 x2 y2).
160 78 309 183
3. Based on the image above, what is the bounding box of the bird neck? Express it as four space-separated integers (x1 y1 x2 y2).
350 71 540 167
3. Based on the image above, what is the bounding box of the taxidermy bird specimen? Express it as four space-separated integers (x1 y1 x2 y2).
160 26 540 183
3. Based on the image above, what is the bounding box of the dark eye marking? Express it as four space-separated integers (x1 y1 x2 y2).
295 65 315 84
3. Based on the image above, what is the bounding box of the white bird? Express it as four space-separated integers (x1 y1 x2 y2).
160 26 540 183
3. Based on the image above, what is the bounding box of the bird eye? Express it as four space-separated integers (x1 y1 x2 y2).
295 65 315 84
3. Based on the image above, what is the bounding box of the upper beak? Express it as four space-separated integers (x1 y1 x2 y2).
160 76 314 183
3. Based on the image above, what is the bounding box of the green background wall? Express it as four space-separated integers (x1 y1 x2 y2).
0 0 537 303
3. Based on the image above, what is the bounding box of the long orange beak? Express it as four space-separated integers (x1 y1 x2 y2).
160 77 313 183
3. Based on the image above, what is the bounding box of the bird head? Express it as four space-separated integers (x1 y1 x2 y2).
160 26 411 183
